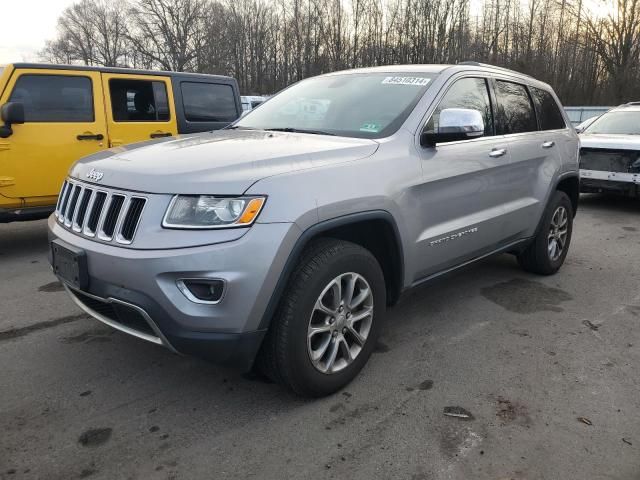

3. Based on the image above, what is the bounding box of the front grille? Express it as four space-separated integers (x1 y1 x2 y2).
70 289 156 338
580 148 640 173
55 179 146 244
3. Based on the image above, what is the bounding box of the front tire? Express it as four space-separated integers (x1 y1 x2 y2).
256 238 386 397
518 191 574 275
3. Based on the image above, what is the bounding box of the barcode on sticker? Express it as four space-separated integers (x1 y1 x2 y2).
382 76 430 86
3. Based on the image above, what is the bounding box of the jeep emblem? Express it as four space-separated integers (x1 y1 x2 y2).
86 168 104 182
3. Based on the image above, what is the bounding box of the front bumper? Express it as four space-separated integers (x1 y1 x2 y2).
580 169 640 195
48 216 300 369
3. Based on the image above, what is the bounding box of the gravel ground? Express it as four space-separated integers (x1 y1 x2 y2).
1 194 639 480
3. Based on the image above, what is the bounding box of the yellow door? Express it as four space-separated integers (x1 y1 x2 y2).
0 69 108 208
101 73 177 147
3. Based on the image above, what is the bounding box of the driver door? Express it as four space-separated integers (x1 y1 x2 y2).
413 76 515 279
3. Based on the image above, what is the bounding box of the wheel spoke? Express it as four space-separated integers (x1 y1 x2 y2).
557 235 565 249
343 274 356 308
350 305 373 323
340 337 353 362
347 325 366 345
309 323 332 336
315 298 336 316
324 338 339 372
310 335 331 361
560 208 567 226
330 280 342 311
350 287 370 309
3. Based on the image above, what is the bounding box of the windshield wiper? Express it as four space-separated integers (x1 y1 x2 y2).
224 125 257 130
264 127 336 136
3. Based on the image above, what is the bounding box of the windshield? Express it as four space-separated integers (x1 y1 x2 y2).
584 110 640 135
235 72 437 139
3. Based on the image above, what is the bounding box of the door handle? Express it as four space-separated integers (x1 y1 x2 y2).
77 133 104 141
489 148 507 158
150 132 172 139
542 141 555 149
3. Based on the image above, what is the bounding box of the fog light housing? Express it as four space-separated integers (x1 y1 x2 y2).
177 279 225 304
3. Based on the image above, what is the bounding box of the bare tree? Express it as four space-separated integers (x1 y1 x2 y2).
40 0 640 104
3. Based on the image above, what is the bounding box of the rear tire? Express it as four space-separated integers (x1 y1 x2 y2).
518 191 573 275
256 238 386 397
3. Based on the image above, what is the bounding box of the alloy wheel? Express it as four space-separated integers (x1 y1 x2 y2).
548 206 569 261
307 272 374 374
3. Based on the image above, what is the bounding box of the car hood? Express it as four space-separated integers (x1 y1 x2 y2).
69 130 379 194
580 133 640 151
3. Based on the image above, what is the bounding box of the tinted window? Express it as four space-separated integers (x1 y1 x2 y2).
109 79 170 122
495 81 537 134
530 87 565 130
181 82 238 122
424 77 493 137
9 75 93 122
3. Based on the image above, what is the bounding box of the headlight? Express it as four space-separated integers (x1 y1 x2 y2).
162 195 266 229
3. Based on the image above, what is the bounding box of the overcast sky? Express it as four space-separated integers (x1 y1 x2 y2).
1 0 615 65
0 0 77 64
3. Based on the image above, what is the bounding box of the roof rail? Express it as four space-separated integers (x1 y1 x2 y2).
623 101 640 106
457 61 534 79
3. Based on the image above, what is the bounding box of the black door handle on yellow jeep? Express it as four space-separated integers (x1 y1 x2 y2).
77 133 104 141
150 132 172 139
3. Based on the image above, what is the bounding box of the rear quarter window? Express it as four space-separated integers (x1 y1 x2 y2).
530 87 566 130
9 74 94 122
181 82 238 122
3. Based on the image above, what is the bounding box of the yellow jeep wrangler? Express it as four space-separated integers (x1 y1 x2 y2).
0 64 242 222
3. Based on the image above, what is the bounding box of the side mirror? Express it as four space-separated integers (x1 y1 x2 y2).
421 108 484 147
574 126 584 134
0 102 25 138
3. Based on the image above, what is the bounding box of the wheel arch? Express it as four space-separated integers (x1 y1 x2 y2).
258 210 405 330
556 173 580 215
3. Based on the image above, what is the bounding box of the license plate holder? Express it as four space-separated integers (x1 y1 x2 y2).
51 240 89 290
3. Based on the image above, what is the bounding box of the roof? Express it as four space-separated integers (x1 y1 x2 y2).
324 64 451 76
8 63 233 81
320 62 547 87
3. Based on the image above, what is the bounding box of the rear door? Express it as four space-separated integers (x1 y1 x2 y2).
0 68 107 206
101 73 178 147
414 76 515 278
493 79 567 238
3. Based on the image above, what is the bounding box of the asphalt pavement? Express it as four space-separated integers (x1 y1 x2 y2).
1 194 639 480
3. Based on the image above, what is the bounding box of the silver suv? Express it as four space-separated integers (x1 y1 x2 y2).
48 63 579 396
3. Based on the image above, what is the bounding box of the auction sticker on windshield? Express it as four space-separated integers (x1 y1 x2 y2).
382 77 431 86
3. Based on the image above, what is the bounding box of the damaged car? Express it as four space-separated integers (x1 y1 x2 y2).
579 102 640 196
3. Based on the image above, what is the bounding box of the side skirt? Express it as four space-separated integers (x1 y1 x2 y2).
405 237 531 292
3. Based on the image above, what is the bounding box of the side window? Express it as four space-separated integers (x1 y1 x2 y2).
109 79 170 122
424 77 493 137
181 82 239 122
530 87 566 130
495 80 537 134
9 74 93 122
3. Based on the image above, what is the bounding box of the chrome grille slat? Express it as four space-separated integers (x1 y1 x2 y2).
73 188 93 232
55 179 146 244
58 182 73 223
118 197 146 244
55 181 69 217
86 191 108 236
99 194 125 240
64 185 82 226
